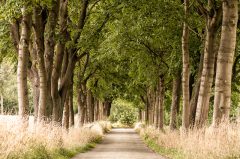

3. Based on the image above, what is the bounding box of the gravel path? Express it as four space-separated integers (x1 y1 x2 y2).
72 128 166 159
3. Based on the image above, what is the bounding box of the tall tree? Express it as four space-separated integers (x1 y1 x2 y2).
194 0 222 127
17 5 31 120
213 0 238 125
170 71 181 130
33 7 48 121
182 0 190 129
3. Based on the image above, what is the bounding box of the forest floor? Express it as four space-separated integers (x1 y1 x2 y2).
72 128 165 159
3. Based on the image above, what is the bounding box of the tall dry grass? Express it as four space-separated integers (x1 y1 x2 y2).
137 123 240 159
0 116 111 159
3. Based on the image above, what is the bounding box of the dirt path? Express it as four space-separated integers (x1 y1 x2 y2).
72 128 165 159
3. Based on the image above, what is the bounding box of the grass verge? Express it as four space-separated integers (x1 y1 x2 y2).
142 133 185 159
6 136 102 159
136 123 240 159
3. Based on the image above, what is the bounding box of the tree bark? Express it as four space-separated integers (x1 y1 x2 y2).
189 51 204 126
170 71 181 130
94 98 99 121
33 7 48 121
29 70 39 122
87 89 94 122
51 0 68 123
44 0 60 117
78 82 87 127
138 109 142 121
158 76 164 130
1 94 3 115
69 76 74 127
154 88 159 127
28 30 40 122
103 100 112 119
195 1 222 127
181 0 190 129
17 6 31 120
213 0 238 125
63 92 70 129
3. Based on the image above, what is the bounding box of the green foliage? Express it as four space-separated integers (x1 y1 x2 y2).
109 99 138 126
0 61 18 114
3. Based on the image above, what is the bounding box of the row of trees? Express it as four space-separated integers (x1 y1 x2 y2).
0 0 239 130
0 0 120 128
135 0 239 129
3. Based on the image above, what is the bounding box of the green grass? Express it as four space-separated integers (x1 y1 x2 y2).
142 133 186 159
6 137 102 159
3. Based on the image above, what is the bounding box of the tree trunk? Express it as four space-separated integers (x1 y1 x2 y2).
69 76 74 127
145 98 149 124
78 82 87 127
189 51 204 125
51 0 68 123
154 89 159 127
17 6 31 120
181 0 190 129
1 94 3 115
103 100 112 119
138 109 142 121
170 71 181 130
87 90 94 122
94 98 99 121
29 72 39 122
28 33 40 122
158 76 164 130
195 1 222 127
99 101 104 120
213 0 238 125
63 92 70 129
33 7 48 121
44 0 59 117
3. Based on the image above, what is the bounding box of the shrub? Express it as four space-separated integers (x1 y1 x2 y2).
109 99 138 127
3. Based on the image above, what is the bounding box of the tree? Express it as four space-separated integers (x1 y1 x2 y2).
181 0 190 129
17 4 31 120
213 0 238 125
195 0 222 127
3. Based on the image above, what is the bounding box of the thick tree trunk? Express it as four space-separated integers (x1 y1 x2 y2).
170 71 181 130
181 0 190 129
44 0 59 117
17 6 31 120
195 1 222 127
33 7 48 121
213 0 238 125
51 0 68 123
